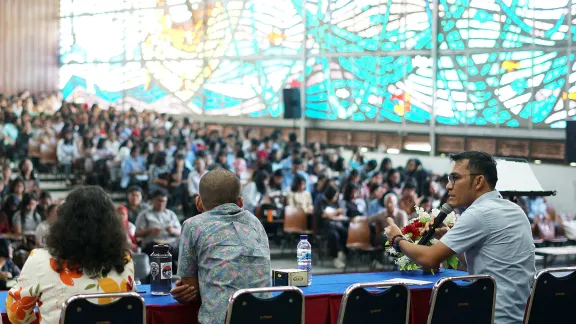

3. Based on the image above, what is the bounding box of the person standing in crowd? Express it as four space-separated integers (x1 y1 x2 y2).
6 186 134 324
385 151 535 324
35 204 58 248
171 168 271 324
135 189 181 256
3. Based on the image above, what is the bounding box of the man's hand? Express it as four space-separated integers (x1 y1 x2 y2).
0 272 13 280
384 217 402 241
170 280 198 303
424 216 448 239
149 227 162 236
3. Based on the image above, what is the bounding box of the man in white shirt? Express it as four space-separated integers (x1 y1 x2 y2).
187 158 207 195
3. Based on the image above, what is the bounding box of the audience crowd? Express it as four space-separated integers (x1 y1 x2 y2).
0 93 567 272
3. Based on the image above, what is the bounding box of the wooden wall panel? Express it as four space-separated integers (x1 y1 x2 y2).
531 141 565 160
437 136 465 153
350 132 376 148
497 139 530 157
377 133 402 150
0 0 60 95
306 129 328 144
466 138 497 155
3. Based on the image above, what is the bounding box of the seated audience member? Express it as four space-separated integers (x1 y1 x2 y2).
0 239 20 290
363 193 408 246
124 186 150 224
171 168 271 324
398 180 418 217
117 205 138 253
2 164 11 190
187 157 207 196
342 183 364 218
135 189 181 256
418 197 432 213
0 195 19 234
36 191 52 220
18 159 40 193
6 186 134 324
12 192 41 234
367 183 385 215
386 169 402 197
314 185 348 269
282 158 311 192
56 129 79 186
9 177 25 201
149 152 171 194
286 174 313 214
120 146 148 189
268 169 284 192
311 174 328 202
35 204 58 248
169 154 191 210
241 170 270 214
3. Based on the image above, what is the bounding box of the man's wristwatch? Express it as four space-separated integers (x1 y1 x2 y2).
392 235 408 253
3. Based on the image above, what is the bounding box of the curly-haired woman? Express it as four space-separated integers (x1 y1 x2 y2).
5 186 135 324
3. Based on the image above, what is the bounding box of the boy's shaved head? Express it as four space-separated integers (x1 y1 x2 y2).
199 168 241 210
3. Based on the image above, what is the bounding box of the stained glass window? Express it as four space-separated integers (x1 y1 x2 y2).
60 0 575 127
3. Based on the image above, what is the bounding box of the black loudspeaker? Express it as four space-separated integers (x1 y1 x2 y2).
566 120 576 162
283 88 302 119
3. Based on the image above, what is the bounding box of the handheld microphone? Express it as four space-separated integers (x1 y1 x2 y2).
417 203 454 245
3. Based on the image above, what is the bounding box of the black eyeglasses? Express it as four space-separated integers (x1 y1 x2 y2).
448 173 483 184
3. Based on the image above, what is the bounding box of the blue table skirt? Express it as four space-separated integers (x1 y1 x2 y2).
0 269 467 312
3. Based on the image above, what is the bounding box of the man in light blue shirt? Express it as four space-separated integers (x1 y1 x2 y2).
282 158 312 192
385 151 535 324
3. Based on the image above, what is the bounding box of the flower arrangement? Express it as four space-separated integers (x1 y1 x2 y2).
386 206 459 271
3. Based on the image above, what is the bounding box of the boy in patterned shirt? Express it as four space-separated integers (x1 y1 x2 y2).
171 168 271 323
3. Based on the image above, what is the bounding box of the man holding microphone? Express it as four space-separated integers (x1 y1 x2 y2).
385 151 535 324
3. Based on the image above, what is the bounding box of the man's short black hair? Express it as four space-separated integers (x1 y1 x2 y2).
292 157 303 166
289 132 298 142
152 189 168 198
450 151 498 189
403 180 416 190
127 185 143 195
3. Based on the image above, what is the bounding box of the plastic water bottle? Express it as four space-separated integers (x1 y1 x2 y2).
297 235 312 285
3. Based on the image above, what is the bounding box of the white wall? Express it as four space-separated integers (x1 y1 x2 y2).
341 150 576 214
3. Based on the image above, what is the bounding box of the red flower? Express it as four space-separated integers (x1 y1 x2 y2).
401 223 421 239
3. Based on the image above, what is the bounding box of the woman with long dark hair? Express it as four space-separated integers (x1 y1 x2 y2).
12 192 41 234
0 194 19 233
241 170 270 213
6 186 134 324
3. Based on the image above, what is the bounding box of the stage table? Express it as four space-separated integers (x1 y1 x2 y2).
0 269 466 324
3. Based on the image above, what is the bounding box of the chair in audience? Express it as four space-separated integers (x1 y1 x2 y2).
344 217 381 272
226 286 305 324
337 282 409 324
281 206 313 255
60 292 145 324
132 253 151 284
427 275 496 324
524 267 576 324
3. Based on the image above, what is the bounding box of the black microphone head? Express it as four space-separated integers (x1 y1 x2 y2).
440 203 453 215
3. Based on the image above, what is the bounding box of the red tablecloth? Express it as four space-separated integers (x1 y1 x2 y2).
0 289 431 324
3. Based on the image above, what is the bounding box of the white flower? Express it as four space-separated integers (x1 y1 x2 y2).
443 212 456 226
431 208 440 218
395 255 411 268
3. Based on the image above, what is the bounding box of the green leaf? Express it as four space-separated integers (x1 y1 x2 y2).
29 287 33 296
35 284 40 295
96 284 100 291
84 284 96 290
447 255 459 270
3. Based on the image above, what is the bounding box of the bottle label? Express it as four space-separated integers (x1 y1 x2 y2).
297 250 311 261
151 262 159 280
161 262 172 280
